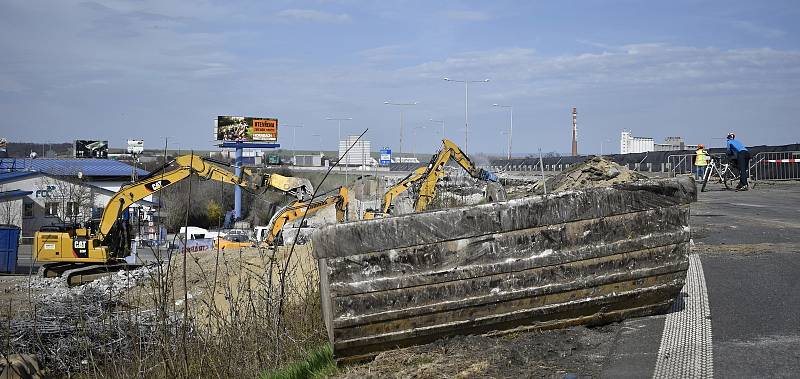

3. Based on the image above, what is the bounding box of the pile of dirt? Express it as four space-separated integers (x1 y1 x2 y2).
538 156 647 194
155 245 318 322
338 325 619 378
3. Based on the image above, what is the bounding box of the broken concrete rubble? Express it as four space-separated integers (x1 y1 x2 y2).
538 156 647 194
312 176 696 359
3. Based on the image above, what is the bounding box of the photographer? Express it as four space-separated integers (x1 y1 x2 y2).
726 132 751 191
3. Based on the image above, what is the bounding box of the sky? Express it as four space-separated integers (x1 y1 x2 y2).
1 0 799 156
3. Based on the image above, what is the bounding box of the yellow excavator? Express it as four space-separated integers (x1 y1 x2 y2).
364 139 503 219
34 154 310 285
260 186 349 246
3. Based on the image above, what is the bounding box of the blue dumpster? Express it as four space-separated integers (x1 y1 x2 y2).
0 225 21 273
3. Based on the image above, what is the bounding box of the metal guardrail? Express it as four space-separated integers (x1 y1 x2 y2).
668 153 732 178
667 153 702 177
751 151 800 182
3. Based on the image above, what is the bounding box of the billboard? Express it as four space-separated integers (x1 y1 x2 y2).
74 140 108 158
215 116 278 142
127 139 144 154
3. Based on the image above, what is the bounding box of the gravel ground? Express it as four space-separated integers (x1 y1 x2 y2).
337 325 621 379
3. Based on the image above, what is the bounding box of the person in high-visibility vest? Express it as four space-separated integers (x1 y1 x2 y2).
694 144 709 181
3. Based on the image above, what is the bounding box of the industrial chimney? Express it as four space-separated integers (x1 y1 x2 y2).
571 107 578 157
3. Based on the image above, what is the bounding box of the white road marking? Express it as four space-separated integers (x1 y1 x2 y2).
653 254 714 378
728 202 767 208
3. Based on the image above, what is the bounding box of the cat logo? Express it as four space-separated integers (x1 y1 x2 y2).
72 237 89 258
145 179 171 192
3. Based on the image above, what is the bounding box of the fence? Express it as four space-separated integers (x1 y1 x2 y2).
668 153 698 177
750 151 800 182
491 151 800 180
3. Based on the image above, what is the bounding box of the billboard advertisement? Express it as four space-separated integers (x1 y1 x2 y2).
74 140 108 158
215 116 278 142
127 139 144 154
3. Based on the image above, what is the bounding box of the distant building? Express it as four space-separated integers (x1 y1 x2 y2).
294 154 323 167
621 132 697 154
393 157 420 164
213 150 263 166
655 136 687 152
620 131 654 154
339 136 372 166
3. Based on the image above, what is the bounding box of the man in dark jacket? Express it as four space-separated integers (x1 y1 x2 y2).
726 132 751 190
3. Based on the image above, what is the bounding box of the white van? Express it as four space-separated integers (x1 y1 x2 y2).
178 226 209 240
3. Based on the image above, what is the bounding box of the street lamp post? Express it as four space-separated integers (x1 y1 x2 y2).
443 77 490 153
384 101 417 158
311 133 322 155
600 139 612 156
492 104 513 160
325 117 352 173
429 118 445 140
283 124 304 159
412 125 426 161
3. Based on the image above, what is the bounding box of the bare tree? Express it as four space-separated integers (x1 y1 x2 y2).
0 185 22 226
37 177 96 225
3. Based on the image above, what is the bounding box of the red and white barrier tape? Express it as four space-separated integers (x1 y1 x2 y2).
766 159 800 164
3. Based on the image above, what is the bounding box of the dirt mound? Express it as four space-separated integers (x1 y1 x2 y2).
541 156 647 194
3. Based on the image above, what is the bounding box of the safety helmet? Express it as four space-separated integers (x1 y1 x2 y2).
726 132 735 140
697 144 704 149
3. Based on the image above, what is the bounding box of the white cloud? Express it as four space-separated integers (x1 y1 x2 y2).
442 10 490 21
399 43 800 96
276 8 351 23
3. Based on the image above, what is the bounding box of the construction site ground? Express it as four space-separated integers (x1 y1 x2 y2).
2 175 799 377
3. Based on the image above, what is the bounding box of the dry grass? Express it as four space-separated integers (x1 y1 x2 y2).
2 244 327 378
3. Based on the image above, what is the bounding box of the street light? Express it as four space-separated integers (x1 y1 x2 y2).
311 133 322 156
600 139 612 156
325 117 352 171
283 124 304 153
384 100 417 157
492 104 513 160
412 125 427 161
429 118 445 140
443 77 490 153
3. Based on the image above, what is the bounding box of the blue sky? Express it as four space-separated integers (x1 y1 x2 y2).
1 0 798 155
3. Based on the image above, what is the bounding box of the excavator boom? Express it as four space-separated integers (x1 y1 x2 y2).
364 139 501 219
262 187 349 245
415 139 498 211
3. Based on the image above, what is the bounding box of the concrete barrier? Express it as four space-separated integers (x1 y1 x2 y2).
312 177 696 359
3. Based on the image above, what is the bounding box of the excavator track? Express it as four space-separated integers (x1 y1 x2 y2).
40 261 141 287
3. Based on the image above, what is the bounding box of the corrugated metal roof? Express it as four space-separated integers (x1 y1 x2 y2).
0 158 148 177
0 171 38 183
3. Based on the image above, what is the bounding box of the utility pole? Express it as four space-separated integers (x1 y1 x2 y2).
384 101 417 158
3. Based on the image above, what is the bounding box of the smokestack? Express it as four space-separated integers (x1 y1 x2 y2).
571 107 578 157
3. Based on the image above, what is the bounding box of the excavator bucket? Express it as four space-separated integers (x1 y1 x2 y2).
311 177 696 360
263 174 314 199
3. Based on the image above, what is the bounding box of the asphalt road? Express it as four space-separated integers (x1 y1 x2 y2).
603 181 800 378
